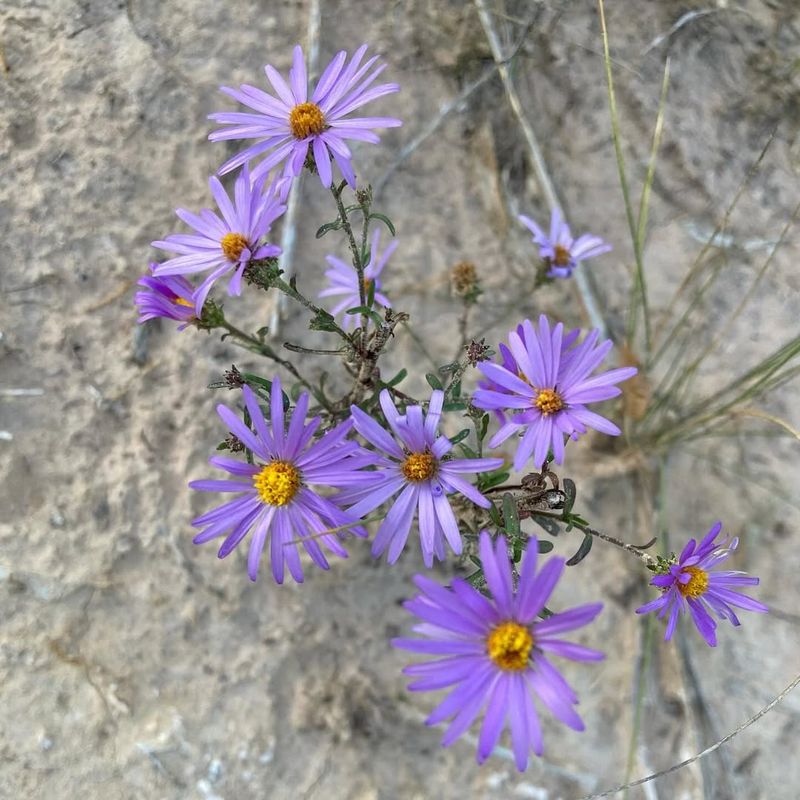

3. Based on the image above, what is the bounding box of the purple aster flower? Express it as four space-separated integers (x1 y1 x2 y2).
134 263 197 329
393 530 603 770
209 44 402 188
319 227 395 330
341 390 504 567
473 315 637 470
636 522 768 646
151 166 286 315
520 208 611 278
190 377 377 584
477 321 580 429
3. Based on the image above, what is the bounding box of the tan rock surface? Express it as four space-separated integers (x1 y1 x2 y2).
2 2 799 798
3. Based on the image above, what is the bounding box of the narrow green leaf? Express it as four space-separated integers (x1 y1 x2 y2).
449 428 471 445
562 478 576 515
369 212 396 237
426 373 443 390
479 413 490 442
315 220 342 238
385 368 407 388
309 309 340 333
502 493 520 535
530 514 560 537
345 306 384 327
566 533 593 566
479 469 510 491
537 540 554 554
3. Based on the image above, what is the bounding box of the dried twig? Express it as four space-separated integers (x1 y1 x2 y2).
579 671 800 799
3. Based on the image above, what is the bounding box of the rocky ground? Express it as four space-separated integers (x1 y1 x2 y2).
2 1 800 798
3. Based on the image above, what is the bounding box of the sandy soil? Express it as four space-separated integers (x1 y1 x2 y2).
2 1 800 798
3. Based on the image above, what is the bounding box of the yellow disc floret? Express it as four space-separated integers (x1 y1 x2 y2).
221 232 249 262
677 566 709 599
534 387 564 415
401 451 437 482
253 460 301 506
174 296 194 308
487 621 534 671
289 102 326 139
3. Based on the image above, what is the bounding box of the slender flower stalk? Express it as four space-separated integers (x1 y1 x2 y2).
152 167 286 315
520 208 611 279
209 44 402 187
340 390 504 566
190 378 379 584
394 530 604 770
473 315 637 470
636 522 767 646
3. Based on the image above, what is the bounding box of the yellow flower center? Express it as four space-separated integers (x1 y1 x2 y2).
534 387 564 415
289 102 326 139
487 621 533 671
174 297 194 308
677 566 709 599
253 460 301 506
221 232 249 262
362 277 373 294
553 244 571 267
401 452 437 482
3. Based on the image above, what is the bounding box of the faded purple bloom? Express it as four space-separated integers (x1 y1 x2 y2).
341 390 504 567
473 315 637 470
520 208 611 278
394 530 603 770
319 227 394 330
209 44 402 188
190 377 377 584
135 263 197 329
636 522 767 646
152 167 286 315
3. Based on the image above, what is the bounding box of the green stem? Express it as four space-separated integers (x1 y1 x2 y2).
330 182 369 337
532 509 656 566
218 318 334 412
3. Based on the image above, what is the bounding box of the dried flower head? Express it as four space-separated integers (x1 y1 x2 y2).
450 260 480 301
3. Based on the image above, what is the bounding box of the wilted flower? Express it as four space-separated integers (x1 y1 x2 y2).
473 315 637 470
134 263 197 328
209 44 402 188
319 227 394 329
636 522 767 646
520 208 611 279
341 389 504 567
190 378 378 584
152 167 285 315
450 260 480 301
394 530 603 770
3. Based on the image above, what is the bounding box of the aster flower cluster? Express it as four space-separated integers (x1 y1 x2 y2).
136 41 770 778
137 43 401 321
